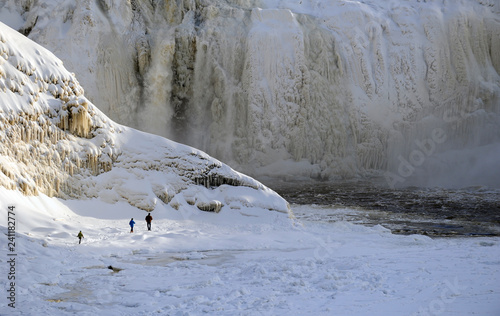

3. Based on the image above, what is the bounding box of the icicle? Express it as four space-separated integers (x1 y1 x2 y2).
54 177 60 194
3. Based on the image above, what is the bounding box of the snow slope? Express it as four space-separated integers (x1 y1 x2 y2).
1 187 499 315
1 0 499 186
0 21 290 217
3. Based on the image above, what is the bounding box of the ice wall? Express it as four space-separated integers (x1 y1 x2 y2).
0 20 113 197
0 21 291 215
3 0 499 187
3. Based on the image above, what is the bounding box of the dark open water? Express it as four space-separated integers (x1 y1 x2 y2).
267 179 500 237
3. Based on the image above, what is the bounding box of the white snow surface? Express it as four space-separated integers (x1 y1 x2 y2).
1 0 499 187
1 188 499 315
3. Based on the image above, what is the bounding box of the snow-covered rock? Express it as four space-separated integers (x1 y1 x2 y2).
0 21 291 217
1 0 499 187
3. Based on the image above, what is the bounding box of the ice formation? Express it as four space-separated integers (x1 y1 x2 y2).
0 21 290 215
2 0 499 187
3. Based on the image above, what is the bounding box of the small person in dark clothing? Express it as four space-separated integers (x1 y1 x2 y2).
77 231 84 244
145 213 153 231
129 218 135 233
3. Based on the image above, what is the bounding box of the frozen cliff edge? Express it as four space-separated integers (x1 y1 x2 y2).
0 21 291 218
1 0 500 187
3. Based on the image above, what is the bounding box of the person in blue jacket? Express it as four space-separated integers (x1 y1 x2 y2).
129 218 135 233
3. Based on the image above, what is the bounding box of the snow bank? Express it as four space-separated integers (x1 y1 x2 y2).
0 21 291 217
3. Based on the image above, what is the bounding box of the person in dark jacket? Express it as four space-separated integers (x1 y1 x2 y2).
77 231 84 244
145 213 153 231
129 218 135 233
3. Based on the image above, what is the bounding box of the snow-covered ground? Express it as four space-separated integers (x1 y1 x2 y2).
1 187 499 315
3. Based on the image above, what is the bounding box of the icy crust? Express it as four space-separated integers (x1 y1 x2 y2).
0 22 290 215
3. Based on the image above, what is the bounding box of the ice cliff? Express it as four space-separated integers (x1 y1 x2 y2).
0 21 290 216
2 0 499 187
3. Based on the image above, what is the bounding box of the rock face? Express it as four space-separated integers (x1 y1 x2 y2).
197 200 222 213
2 0 500 186
0 21 290 216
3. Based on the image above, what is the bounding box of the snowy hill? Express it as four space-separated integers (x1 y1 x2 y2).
0 21 290 217
1 0 499 186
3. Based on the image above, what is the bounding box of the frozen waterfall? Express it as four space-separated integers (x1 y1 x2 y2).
2 0 499 187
